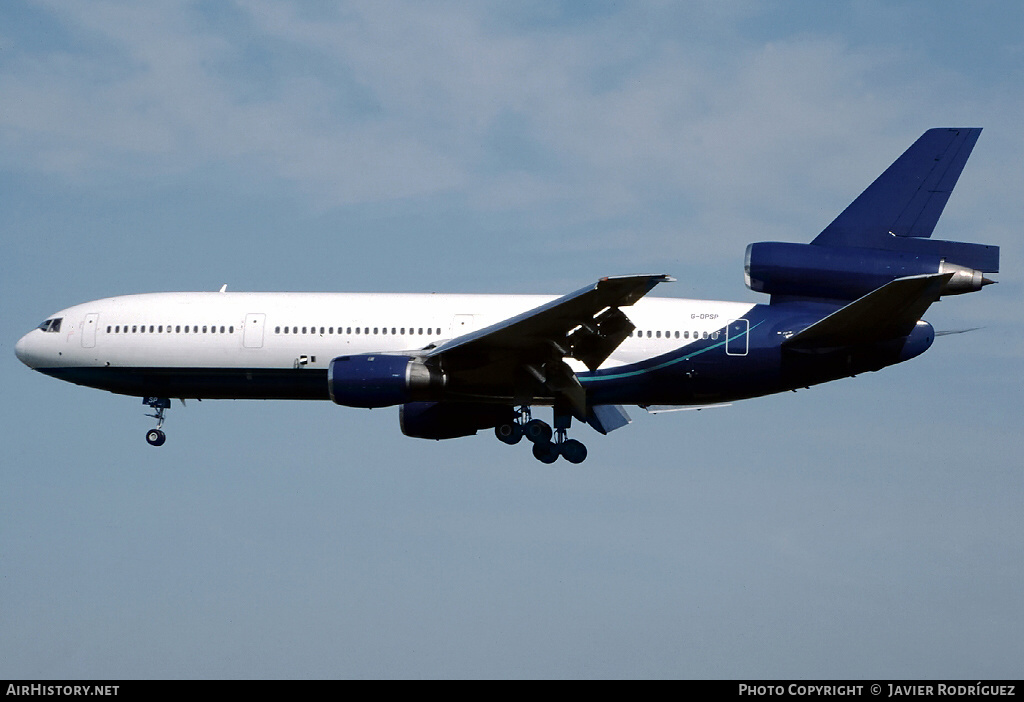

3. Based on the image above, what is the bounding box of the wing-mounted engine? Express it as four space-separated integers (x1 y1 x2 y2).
399 401 517 440
328 354 445 408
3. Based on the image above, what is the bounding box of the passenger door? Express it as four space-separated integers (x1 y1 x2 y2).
243 313 266 349
81 313 99 348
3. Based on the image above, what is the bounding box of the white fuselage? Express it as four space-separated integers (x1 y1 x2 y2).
16 291 757 399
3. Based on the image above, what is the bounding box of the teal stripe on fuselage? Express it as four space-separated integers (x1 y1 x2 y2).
580 320 765 384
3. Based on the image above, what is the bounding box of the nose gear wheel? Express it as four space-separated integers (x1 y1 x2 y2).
143 397 171 447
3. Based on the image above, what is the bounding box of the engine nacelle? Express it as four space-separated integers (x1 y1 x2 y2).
328 354 445 408
745 242 989 300
399 402 517 440
898 320 935 363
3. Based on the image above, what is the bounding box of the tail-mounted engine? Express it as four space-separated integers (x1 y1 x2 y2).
745 242 994 301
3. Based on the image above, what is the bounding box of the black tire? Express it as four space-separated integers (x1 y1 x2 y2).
494 423 523 445
523 419 552 444
532 441 559 464
146 429 166 446
560 439 587 464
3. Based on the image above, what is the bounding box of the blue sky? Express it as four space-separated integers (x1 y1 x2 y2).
2 0 1022 679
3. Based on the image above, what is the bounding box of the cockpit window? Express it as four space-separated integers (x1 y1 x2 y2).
37 318 63 333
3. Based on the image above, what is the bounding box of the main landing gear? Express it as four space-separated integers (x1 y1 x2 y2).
493 407 588 464
144 397 170 446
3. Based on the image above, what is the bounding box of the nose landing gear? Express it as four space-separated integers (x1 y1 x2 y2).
495 406 588 463
144 397 170 446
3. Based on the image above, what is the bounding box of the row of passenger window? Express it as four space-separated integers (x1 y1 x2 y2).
100 322 715 341
631 329 719 340
269 325 714 340
106 324 235 334
274 326 441 336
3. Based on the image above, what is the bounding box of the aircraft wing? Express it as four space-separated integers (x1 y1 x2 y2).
424 275 673 414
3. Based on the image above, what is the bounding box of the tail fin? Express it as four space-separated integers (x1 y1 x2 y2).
810 127 998 273
814 128 979 245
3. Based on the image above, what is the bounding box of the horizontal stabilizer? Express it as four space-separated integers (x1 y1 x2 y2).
813 128 981 248
784 273 951 349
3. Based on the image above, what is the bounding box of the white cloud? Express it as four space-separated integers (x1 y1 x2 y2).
2 0 1020 243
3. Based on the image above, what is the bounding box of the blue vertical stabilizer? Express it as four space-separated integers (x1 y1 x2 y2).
812 128 982 247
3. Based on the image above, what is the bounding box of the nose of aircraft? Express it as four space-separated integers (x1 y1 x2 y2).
15 332 37 368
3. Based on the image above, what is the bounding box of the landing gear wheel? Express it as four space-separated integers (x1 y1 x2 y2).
559 439 587 464
524 419 553 444
143 398 171 446
146 428 166 447
532 441 560 464
494 422 523 445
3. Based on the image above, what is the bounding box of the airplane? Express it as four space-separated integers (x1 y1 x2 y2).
15 128 999 463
